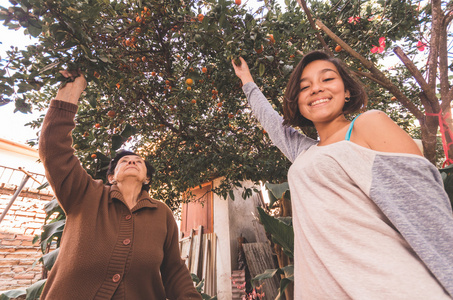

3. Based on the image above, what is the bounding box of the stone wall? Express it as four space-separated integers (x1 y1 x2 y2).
0 184 53 291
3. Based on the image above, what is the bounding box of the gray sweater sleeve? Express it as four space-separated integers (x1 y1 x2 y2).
370 155 453 297
242 82 317 162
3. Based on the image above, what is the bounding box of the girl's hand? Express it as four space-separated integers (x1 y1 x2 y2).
232 57 254 85
55 70 87 105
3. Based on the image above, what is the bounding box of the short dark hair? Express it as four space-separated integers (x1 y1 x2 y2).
106 150 155 191
283 50 367 128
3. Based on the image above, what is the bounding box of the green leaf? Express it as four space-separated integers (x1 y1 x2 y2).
251 268 282 283
265 182 289 208
40 219 65 251
41 248 59 271
257 206 294 257
0 289 26 300
111 134 127 151
120 123 137 138
228 189 235 201
25 279 46 300
259 63 265 76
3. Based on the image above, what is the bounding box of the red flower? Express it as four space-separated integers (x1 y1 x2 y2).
371 37 386 54
348 16 360 24
417 41 426 51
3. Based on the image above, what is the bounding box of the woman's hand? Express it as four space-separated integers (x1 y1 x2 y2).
55 70 87 105
232 57 254 85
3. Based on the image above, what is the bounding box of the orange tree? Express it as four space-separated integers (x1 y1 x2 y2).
0 0 443 209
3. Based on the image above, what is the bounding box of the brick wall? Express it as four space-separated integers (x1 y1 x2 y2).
0 184 53 291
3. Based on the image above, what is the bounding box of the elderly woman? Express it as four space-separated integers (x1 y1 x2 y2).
39 71 201 299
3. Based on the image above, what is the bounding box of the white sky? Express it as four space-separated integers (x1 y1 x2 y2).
0 0 286 144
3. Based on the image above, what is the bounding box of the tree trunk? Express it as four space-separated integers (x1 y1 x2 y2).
420 116 439 164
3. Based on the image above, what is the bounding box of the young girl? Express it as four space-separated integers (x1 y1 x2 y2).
233 51 453 299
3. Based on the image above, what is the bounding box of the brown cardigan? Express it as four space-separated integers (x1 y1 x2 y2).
39 100 201 300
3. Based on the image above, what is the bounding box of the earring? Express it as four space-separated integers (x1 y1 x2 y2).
111 179 117 185
345 97 350 102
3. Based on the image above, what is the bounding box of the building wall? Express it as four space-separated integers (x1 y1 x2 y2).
0 138 53 291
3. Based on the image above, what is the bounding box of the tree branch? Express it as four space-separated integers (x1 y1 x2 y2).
295 0 333 55
427 0 442 92
393 46 439 112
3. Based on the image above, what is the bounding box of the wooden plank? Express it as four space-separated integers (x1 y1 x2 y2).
243 243 279 300
190 225 203 277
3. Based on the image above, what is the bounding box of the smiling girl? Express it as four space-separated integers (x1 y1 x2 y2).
232 51 453 299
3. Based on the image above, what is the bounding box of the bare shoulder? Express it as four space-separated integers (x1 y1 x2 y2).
352 110 423 156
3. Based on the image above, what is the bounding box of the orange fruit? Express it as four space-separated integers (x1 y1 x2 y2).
116 83 121 89
165 80 170 85
142 56 147 62
217 102 223 107
187 86 192 91
235 0 241 5
255 45 264 54
268 34 275 44
107 110 116 118
135 27 142 34
335 45 342 52
136 16 142 23
91 154 97 159
391 96 397 101
191 99 197 104
95 123 101 128
202 67 207 73
151 71 156 76
198 14 204 22
186 78 194 86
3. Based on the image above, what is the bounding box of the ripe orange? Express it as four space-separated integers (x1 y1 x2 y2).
212 89 218 95
187 55 191 61
198 14 204 22
202 67 207 73
186 78 194 86
107 110 116 118
151 71 156 76
235 0 241 5
135 27 142 34
116 83 121 89
91 154 97 159
268 34 275 44
255 45 264 54
191 99 197 104
187 86 192 91
217 102 223 107
391 96 397 101
95 123 101 128
335 45 342 52
142 56 147 62
136 16 142 23
165 80 170 85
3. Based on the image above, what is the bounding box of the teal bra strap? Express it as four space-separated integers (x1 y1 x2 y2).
345 114 362 141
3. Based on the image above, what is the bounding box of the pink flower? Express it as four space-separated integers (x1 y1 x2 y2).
417 41 426 51
371 37 386 53
348 16 360 24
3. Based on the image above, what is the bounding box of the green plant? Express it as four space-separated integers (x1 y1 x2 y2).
252 182 294 300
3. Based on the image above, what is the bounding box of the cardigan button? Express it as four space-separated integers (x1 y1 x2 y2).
125 215 132 220
123 239 131 245
112 274 121 283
